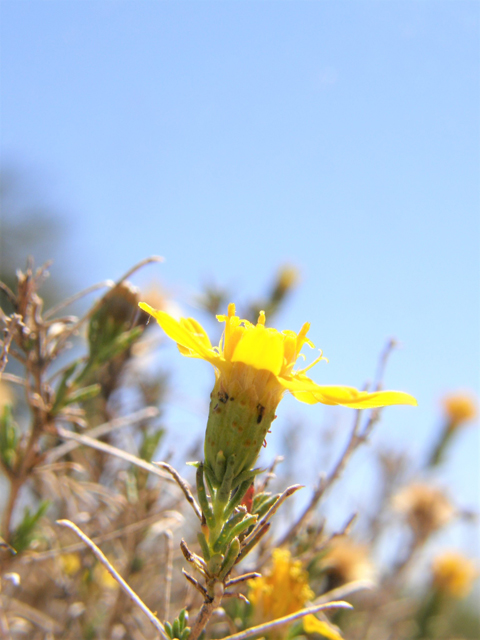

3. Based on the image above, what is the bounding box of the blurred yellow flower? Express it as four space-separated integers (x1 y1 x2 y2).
432 551 478 598
93 562 119 590
139 301 416 486
60 553 82 577
442 392 477 430
0 381 14 410
393 483 454 540
321 537 375 588
249 548 314 621
303 615 344 640
248 548 343 639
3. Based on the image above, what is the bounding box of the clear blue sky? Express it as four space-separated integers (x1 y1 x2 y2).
1 1 479 547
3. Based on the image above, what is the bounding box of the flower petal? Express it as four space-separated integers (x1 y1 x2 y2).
281 374 417 408
303 615 344 640
139 302 216 362
231 325 285 375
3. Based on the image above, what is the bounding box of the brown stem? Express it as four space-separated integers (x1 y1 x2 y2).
189 598 216 640
2 477 21 543
189 580 225 640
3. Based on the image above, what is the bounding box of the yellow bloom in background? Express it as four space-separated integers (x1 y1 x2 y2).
249 548 314 621
0 381 14 410
321 537 375 589
393 483 454 541
303 616 344 640
248 548 343 639
432 551 478 598
60 552 82 577
93 562 119 590
140 302 416 486
442 392 477 430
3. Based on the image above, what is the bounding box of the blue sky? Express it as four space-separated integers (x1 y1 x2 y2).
1 2 479 550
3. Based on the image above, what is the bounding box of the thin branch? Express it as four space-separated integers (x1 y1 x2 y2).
44 280 115 319
163 530 174 622
57 256 164 345
0 281 17 306
0 595 62 634
57 519 168 639
373 338 397 391
153 461 202 520
115 255 164 284
218 601 353 640
256 455 284 494
189 596 218 640
44 407 159 463
314 579 375 605
225 572 261 588
241 484 303 549
0 315 21 374
55 426 174 483
24 510 182 562
0 372 25 386
182 569 208 597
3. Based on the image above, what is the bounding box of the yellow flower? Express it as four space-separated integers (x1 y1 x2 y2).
442 392 477 430
249 549 343 639
432 551 478 598
303 616 344 640
60 553 82 577
249 548 314 621
0 381 14 410
140 302 416 486
393 483 454 541
93 562 119 590
321 537 375 589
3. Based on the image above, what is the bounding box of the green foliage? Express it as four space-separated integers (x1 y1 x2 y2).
165 609 190 640
0 405 19 471
139 427 165 463
10 501 49 553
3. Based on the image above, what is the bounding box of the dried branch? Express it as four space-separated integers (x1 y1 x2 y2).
58 255 164 345
55 426 175 483
0 314 22 374
43 280 114 319
314 579 375 604
242 484 303 550
0 372 25 386
163 530 174 622
153 461 202 520
44 407 159 463
57 519 168 639
218 600 353 640
182 569 208 597
24 510 182 562
256 455 284 494
116 255 164 283
225 572 261 588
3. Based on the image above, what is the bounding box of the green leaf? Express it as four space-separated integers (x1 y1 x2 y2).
10 501 50 553
0 405 19 470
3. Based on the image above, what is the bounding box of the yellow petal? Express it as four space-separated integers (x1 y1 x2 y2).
231 325 285 375
282 376 417 408
139 302 215 362
303 615 344 639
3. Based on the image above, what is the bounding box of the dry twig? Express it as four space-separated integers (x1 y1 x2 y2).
57 519 168 639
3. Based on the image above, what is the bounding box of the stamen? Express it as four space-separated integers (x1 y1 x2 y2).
257 310 266 326
228 303 236 318
297 350 328 374
296 323 312 350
